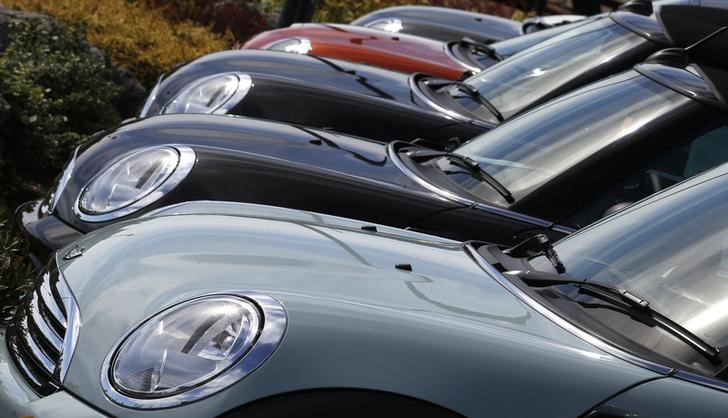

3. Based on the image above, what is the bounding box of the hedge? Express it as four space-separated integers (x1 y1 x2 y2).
2 0 234 87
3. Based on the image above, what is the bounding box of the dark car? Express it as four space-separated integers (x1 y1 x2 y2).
350 4 580 44
140 8 676 149
17 50 728 265
348 0 701 43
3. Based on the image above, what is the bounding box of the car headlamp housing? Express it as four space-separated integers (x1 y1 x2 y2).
267 37 313 54
163 72 252 115
365 18 404 33
102 292 286 409
75 145 195 222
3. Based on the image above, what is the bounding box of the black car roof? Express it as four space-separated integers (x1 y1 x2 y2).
636 5 728 112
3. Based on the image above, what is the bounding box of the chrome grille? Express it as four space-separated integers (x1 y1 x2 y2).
7 267 80 396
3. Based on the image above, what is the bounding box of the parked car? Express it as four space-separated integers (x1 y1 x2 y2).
141 8 676 146
350 4 583 44
349 0 713 43
16 48 728 265
241 18 594 79
3 161 728 417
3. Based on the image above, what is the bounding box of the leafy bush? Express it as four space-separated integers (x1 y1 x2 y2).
145 0 275 44
0 17 125 205
312 0 516 24
0 208 35 324
3 0 234 87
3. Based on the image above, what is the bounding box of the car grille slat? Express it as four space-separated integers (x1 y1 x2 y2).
16 316 56 375
38 277 67 329
27 293 63 352
6 266 79 397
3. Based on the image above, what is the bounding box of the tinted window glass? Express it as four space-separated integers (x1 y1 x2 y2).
453 72 692 205
467 17 649 120
565 124 728 227
533 168 728 349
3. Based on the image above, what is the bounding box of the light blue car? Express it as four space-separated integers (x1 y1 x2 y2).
2 163 728 417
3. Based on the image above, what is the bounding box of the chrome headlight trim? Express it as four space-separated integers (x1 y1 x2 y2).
266 37 313 54
364 17 404 33
74 145 196 223
49 146 80 213
100 291 287 409
162 72 253 115
139 75 164 118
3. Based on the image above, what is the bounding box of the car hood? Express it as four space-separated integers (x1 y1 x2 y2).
56 203 658 417
243 23 468 80
351 5 523 43
53 114 457 232
141 50 462 142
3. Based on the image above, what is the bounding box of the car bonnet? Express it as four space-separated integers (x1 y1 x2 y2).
53 203 658 417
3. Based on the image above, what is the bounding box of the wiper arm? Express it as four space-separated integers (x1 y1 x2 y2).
425 79 504 122
406 149 514 203
450 82 504 123
506 269 721 362
504 233 565 273
459 37 503 61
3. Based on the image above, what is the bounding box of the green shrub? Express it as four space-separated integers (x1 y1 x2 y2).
0 18 124 205
0 208 35 324
3 0 234 87
312 0 516 24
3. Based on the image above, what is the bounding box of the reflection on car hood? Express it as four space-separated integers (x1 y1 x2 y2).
243 23 468 79
56 203 657 417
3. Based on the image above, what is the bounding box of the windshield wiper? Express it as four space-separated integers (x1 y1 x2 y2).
449 81 504 122
425 79 504 122
406 148 514 203
459 37 503 61
504 233 565 273
505 269 721 362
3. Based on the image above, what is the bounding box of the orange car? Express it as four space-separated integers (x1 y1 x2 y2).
242 23 471 79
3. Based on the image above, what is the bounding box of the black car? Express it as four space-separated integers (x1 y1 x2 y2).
140 8 678 149
17 49 728 265
349 4 579 44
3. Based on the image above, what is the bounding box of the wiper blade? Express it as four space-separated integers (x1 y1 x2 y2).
450 82 504 123
425 79 504 122
459 37 502 61
406 149 514 203
506 269 721 362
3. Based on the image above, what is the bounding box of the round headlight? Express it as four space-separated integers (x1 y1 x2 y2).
76 146 195 222
267 37 312 54
365 18 403 33
102 292 286 409
163 72 252 115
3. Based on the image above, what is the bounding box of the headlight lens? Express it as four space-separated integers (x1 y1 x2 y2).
366 18 403 33
102 292 286 409
267 37 312 54
76 146 195 221
163 72 252 115
112 296 260 397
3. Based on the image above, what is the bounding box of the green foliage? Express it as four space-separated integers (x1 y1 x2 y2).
4 0 234 88
312 0 516 24
0 208 35 324
0 18 123 205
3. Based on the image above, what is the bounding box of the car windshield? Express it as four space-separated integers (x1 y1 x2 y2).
466 15 650 120
452 71 692 205
491 16 600 59
531 166 728 349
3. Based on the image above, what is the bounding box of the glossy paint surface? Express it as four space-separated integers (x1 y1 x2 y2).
51 203 659 417
243 23 468 80
351 5 523 43
141 49 485 145
25 114 556 252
